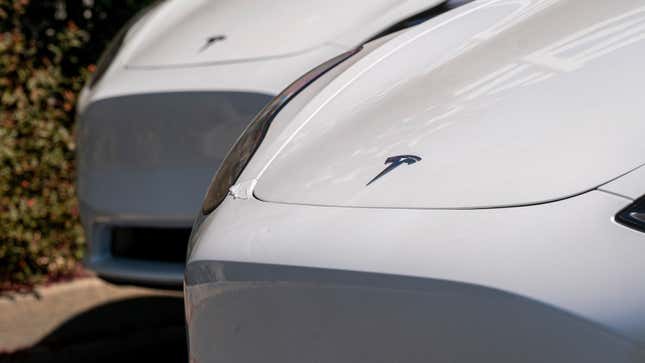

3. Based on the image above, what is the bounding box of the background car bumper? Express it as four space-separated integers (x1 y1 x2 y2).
77 91 272 286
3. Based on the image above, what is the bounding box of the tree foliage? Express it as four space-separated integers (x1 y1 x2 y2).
0 0 152 288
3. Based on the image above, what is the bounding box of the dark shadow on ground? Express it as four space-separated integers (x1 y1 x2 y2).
0 296 186 363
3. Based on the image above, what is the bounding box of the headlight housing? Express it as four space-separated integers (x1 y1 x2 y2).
201 47 361 215
616 195 645 233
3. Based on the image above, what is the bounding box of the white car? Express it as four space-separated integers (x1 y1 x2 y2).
76 0 471 287
185 0 645 361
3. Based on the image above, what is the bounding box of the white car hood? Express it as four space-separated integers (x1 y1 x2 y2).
254 0 645 209
122 0 446 68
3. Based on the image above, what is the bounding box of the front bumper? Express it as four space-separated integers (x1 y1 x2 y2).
185 261 640 363
185 190 645 360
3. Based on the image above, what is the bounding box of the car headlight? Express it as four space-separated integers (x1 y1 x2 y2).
88 0 163 88
616 195 645 233
201 47 361 215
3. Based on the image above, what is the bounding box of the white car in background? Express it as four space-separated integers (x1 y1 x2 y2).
185 0 645 361
76 0 472 287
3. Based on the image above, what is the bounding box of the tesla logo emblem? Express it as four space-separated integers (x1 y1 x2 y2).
367 155 422 186
199 35 226 53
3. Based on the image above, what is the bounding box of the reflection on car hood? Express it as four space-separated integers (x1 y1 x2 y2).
122 0 445 68
254 0 645 209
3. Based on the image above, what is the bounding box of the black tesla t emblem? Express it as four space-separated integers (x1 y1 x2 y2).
367 155 422 186
199 35 226 53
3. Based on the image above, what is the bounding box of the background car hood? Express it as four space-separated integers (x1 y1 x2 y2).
122 0 445 68
253 0 645 209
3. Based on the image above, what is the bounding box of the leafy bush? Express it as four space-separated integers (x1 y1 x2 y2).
0 0 152 289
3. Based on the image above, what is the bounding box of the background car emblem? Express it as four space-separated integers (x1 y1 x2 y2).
367 155 422 186
199 35 226 53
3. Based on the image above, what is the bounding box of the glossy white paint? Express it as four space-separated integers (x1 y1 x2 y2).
191 190 644 342
251 0 645 209
601 164 645 201
86 45 345 102
79 0 459 286
122 0 448 68
80 0 449 106
187 0 645 359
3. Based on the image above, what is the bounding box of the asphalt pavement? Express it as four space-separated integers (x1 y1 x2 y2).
0 278 186 363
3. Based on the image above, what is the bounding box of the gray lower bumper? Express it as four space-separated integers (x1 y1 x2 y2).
185 261 642 363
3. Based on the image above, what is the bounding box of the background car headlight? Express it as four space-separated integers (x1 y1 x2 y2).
201 47 362 215
616 195 645 233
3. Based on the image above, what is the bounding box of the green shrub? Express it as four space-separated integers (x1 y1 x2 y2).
0 0 152 289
